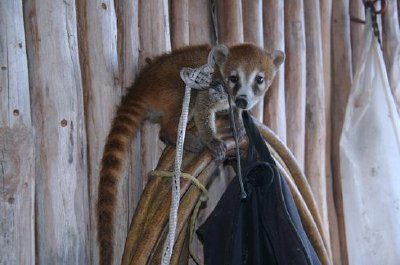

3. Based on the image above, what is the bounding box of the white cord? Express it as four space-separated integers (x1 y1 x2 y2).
161 55 215 265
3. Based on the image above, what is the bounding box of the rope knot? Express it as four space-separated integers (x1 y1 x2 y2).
180 64 214 90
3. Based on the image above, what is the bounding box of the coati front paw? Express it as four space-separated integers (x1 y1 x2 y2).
207 138 227 161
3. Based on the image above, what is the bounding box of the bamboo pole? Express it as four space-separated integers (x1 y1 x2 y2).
0 1 34 264
320 0 342 264
284 0 306 170
171 0 190 49
188 0 212 45
24 0 89 264
76 1 122 264
263 0 286 143
138 0 171 187
331 0 352 264
216 0 244 45
382 0 400 109
303 0 330 255
242 0 264 121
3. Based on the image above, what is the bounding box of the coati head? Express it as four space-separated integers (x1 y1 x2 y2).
212 43 285 110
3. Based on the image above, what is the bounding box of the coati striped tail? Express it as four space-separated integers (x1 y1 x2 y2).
97 97 145 265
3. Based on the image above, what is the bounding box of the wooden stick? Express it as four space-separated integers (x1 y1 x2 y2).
189 0 212 45
284 0 307 170
138 0 171 187
171 0 190 49
331 0 352 264
303 0 330 256
350 0 365 74
242 0 264 121
382 0 400 109
216 0 244 45
0 2 34 264
320 0 342 264
24 0 89 263
263 0 286 143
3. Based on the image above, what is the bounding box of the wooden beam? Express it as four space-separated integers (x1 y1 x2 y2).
171 0 190 49
303 0 330 256
284 0 306 169
24 0 90 263
350 0 365 74
217 0 244 45
242 0 264 121
188 0 212 45
331 0 352 264
0 1 34 264
263 0 286 143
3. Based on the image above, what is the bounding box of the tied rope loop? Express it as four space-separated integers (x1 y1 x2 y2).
161 53 215 265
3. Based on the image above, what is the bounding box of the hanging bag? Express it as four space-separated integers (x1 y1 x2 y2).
340 9 400 265
197 111 321 265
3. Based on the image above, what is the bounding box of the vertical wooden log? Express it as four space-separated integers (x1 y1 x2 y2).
171 0 190 49
76 1 122 264
217 0 244 45
188 0 212 45
303 0 330 255
321 0 342 264
284 0 306 169
263 0 286 143
382 0 400 108
331 0 352 264
114 0 142 225
242 0 264 121
0 1 34 264
350 0 365 73
24 0 89 264
139 0 170 185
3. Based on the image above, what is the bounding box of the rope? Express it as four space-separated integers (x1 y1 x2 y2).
161 54 215 265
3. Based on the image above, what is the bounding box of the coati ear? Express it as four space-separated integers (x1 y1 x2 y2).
271 50 285 69
209 44 229 67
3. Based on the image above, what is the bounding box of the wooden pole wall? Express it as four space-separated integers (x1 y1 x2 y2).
24 0 90 264
4 1 400 264
0 1 34 264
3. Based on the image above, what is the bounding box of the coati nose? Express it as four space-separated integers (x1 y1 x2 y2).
235 96 248 109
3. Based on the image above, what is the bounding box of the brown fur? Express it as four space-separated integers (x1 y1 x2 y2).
97 43 284 265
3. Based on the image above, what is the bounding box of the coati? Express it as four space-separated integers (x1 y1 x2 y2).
98 43 285 265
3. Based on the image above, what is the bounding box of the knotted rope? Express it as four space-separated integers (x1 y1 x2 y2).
161 52 215 265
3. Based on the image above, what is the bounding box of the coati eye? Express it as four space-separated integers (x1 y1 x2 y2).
229 75 239 83
255 75 264 84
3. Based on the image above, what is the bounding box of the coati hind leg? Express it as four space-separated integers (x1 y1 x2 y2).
159 113 204 152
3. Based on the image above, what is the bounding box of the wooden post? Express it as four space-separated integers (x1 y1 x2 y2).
24 0 90 264
171 0 190 49
138 0 171 186
242 0 264 121
0 1 34 264
114 0 142 226
350 0 365 74
303 0 330 255
284 0 306 169
188 0 213 45
382 0 400 109
263 0 286 143
217 0 244 45
76 1 122 264
332 0 352 264
320 0 342 264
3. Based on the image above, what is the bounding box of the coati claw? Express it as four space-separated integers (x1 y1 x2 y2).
208 138 227 161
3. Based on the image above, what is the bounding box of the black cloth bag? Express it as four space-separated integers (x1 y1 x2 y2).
197 111 321 265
